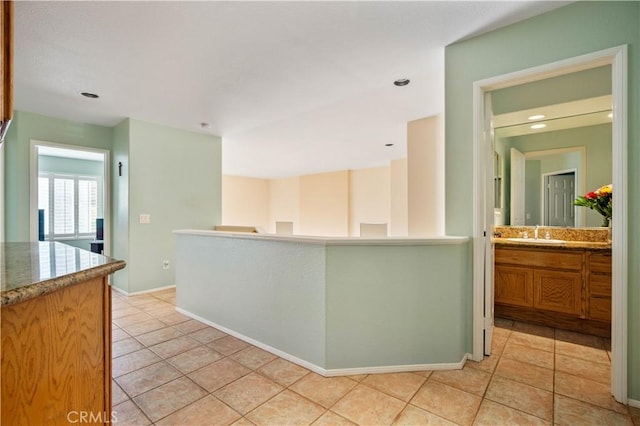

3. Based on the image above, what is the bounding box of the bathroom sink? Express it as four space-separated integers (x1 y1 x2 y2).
506 238 566 244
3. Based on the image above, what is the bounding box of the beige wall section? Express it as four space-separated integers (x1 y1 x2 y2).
269 177 300 234
222 175 270 231
299 171 349 236
219 116 445 238
348 167 390 236
407 115 445 236
390 158 408 236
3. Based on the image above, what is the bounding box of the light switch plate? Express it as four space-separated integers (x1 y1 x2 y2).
139 214 151 224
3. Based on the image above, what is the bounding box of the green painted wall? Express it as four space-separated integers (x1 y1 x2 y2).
176 234 327 368
490 65 611 114
2 112 222 296
126 119 222 293
524 159 541 226
325 242 471 368
38 155 103 176
505 123 612 227
445 1 639 399
3 111 113 242
112 119 130 291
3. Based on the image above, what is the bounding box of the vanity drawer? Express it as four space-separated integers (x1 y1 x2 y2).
589 253 612 274
495 248 583 271
590 273 611 297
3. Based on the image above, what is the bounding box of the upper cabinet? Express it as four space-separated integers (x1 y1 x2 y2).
1 0 14 143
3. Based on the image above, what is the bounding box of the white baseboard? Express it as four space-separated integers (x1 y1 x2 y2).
629 398 640 409
111 286 128 296
324 354 468 377
176 307 469 377
112 284 176 296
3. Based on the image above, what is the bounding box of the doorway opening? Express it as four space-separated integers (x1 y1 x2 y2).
472 45 628 403
29 140 110 256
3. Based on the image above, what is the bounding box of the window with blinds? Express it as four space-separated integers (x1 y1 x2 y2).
38 173 101 239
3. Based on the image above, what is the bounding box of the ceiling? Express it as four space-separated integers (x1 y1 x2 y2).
14 1 569 178
494 95 613 138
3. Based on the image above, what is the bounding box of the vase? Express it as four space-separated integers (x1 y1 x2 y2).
602 217 610 227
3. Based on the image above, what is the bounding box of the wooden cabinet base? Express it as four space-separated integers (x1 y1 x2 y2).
494 247 611 338
1 278 112 425
496 304 610 338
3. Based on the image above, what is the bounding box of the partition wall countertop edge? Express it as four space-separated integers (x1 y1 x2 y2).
173 229 470 246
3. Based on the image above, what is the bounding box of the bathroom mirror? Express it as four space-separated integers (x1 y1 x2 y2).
490 66 613 228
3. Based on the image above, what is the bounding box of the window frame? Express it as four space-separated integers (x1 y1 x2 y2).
38 171 102 240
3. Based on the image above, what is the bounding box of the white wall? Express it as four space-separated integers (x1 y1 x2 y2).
269 177 300 234
348 167 390 236
223 162 414 237
299 171 350 236
390 158 408 236
407 115 445 236
222 175 270 231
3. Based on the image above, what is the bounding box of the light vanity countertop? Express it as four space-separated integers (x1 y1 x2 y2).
492 225 611 251
1 242 126 307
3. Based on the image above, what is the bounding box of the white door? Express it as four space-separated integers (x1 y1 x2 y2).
510 148 526 225
545 173 576 227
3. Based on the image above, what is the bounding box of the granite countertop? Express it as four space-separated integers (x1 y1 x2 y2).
492 237 611 252
1 242 126 307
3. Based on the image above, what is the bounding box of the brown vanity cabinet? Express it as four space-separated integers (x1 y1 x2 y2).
587 252 612 321
494 246 611 337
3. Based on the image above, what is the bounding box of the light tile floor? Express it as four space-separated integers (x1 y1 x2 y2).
112 288 640 425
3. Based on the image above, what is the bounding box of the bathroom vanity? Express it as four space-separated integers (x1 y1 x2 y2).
493 227 611 337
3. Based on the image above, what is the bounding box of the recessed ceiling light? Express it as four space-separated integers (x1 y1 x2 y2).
393 79 410 87
385 143 394 147
528 114 545 120
530 123 547 129
80 92 99 99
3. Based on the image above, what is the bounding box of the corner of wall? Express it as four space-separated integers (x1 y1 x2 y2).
111 119 131 293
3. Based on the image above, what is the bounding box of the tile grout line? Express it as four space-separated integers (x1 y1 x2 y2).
113 292 629 425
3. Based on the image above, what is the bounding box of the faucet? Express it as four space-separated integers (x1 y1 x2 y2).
534 225 539 240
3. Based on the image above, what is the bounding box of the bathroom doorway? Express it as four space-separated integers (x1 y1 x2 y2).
472 45 628 403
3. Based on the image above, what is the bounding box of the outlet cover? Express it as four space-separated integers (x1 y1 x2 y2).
139 214 151 224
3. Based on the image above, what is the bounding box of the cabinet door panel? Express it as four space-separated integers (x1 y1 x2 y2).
495 265 533 307
533 270 582 315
